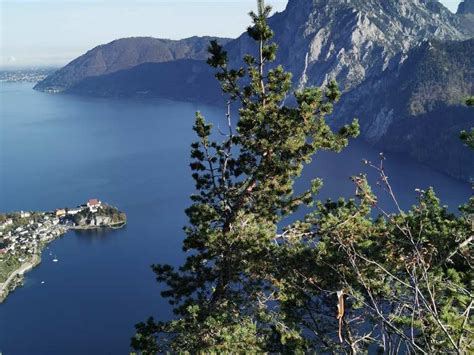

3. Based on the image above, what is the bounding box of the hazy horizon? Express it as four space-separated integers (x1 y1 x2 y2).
0 0 464 69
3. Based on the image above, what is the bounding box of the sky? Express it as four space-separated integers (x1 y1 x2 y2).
0 0 464 69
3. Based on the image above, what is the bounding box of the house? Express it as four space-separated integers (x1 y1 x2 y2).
0 219 13 229
67 208 82 216
56 209 67 218
87 199 102 213
20 211 31 218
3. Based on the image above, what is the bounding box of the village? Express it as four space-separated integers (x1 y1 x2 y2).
0 199 103 258
0 199 126 303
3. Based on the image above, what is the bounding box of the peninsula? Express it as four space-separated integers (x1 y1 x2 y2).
0 199 126 303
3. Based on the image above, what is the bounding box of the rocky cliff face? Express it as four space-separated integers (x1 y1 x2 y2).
337 39 474 181
74 214 125 228
34 36 231 92
227 0 472 92
71 205 127 228
87 215 116 227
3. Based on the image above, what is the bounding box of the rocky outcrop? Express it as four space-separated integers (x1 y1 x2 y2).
72 205 127 229
83 215 115 227
74 214 123 228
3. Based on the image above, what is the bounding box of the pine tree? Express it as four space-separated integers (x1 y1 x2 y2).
131 1 358 352
274 176 473 353
460 96 474 148
466 96 474 106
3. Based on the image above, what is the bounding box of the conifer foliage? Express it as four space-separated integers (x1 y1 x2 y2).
274 166 473 353
132 2 472 353
460 96 474 148
131 1 358 352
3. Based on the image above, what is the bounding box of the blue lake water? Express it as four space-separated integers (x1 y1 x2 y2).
0 82 470 354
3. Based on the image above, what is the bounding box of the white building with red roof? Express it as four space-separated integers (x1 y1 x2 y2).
87 199 102 213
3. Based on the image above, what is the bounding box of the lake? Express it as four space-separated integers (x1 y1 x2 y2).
0 82 470 354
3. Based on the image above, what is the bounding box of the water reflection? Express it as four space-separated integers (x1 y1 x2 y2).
74 226 127 243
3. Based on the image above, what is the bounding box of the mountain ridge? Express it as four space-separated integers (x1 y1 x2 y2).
34 36 231 92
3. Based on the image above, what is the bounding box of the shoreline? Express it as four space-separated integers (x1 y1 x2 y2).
71 221 126 231
0 205 126 304
0 222 126 304
0 254 41 303
0 224 70 303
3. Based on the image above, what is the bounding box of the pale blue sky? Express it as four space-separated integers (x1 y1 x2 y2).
0 0 463 68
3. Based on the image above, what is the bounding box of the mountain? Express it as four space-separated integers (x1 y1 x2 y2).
337 39 474 181
35 0 474 180
67 59 219 103
458 0 474 14
227 0 472 92
37 0 473 95
458 0 474 30
34 36 231 92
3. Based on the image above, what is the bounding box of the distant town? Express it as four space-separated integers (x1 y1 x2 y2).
0 199 126 303
0 68 56 83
